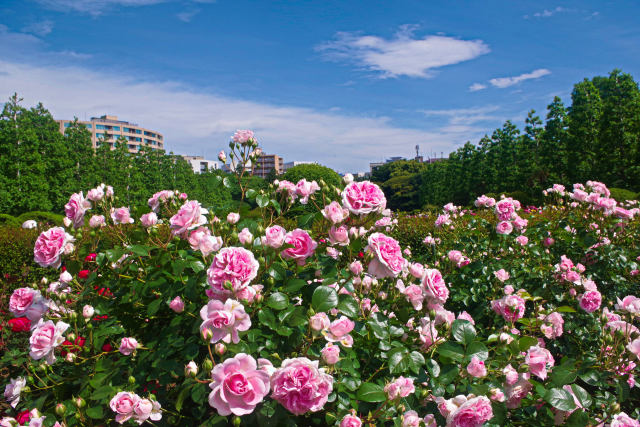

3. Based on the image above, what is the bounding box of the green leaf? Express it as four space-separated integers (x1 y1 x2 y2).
256 194 269 208
426 359 440 378
176 384 192 412
147 298 163 316
551 366 577 386
366 314 389 340
565 410 589 427
129 244 151 257
452 319 476 345
283 279 306 292
312 286 338 312
270 199 282 215
545 387 577 412
245 189 257 199
466 341 489 361
570 384 592 407
356 383 386 402
337 294 359 318
266 292 289 310
437 342 465 362
190 260 205 273
298 212 317 228
222 177 232 188
518 336 539 352
556 306 577 313
86 406 104 419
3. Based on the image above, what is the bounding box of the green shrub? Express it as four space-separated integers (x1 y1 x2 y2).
0 213 19 226
609 187 637 202
15 211 64 227
0 226 50 291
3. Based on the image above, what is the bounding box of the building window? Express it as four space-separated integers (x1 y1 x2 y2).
63 122 71 128
135 129 141 134
135 137 141 142
96 125 106 130
85 124 92 129
95 133 105 138
128 144 136 150
113 126 120 131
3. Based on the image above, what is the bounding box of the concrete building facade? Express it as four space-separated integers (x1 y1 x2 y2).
56 115 164 153
253 154 284 178
182 156 219 174
283 161 313 172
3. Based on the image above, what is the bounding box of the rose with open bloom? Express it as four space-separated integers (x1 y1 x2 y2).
208 353 270 416
270 357 333 415
321 343 340 365
110 392 138 424
119 337 139 356
232 129 255 144
89 215 106 228
579 290 602 313
422 269 449 305
29 319 70 365
132 398 162 424
87 186 104 202
64 192 91 228
169 296 185 313
341 181 387 216
200 299 251 344
329 225 350 246
616 295 640 315
525 345 555 380
446 395 493 427
262 225 286 248
496 221 513 235
491 294 526 322
295 179 320 204
322 201 349 224
467 356 487 378
309 312 330 332
9 288 49 321
238 228 254 245
170 200 207 237
140 212 158 227
281 229 317 266
610 412 640 427
340 414 362 427
111 207 134 225
207 247 259 297
324 316 354 342
366 232 406 278
34 226 74 268
384 376 414 400
4 377 26 408
541 312 564 339
148 190 174 212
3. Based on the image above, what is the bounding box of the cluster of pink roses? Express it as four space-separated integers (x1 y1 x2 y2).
435 395 493 426
109 391 162 424
384 376 415 400
148 189 175 212
491 289 526 323
275 178 320 204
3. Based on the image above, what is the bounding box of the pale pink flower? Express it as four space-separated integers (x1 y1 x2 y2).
447 395 493 427
321 343 340 365
238 227 254 245
434 214 451 228
232 129 255 144
111 207 134 225
89 214 106 228
525 345 555 380
270 357 333 415
349 261 363 276
119 337 139 356
610 412 640 427
3 377 25 408
496 220 513 235
9 288 49 321
366 233 407 278
140 212 157 227
402 410 421 427
422 269 449 305
541 312 564 339
409 262 424 279
110 391 139 424
29 319 70 364
262 225 286 248
384 376 414 400
309 312 330 331
218 151 226 162
341 181 387 215
200 299 251 344
579 290 602 313
281 229 317 265
295 179 320 204
87 186 104 202
33 227 74 268
170 200 207 236
616 295 640 315
494 269 510 282
475 195 496 208
132 398 162 424
403 284 424 310
64 192 91 228
466 356 487 378
227 212 240 224
457 311 475 325
515 235 528 246
448 250 463 264
340 414 362 427
148 190 174 212
207 247 259 297
324 316 354 342
169 296 185 313
208 353 270 416
491 294 526 322
329 225 350 246
627 338 640 359
503 364 519 385
495 199 516 221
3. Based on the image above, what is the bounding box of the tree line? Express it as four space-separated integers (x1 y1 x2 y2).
0 94 236 215
372 69 640 210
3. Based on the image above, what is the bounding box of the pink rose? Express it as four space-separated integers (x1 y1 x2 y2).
418 318 439 349
133 398 162 424
496 220 513 235
349 261 363 276
208 353 270 416
295 179 320 204
435 214 451 228
4 377 26 408
34 226 74 268
111 207 134 225
402 410 421 427
140 212 158 227
495 199 516 221
271 357 333 415
29 319 70 365
207 247 259 297
448 250 463 264
491 294 526 322
218 150 226 162
119 337 139 356
232 129 255 144
505 374 532 409
87 187 104 202
448 396 493 427
579 290 602 313
281 229 317 266
322 201 349 224
238 227 254 245
409 262 424 279
403 284 424 310
89 215 106 228
541 312 564 339
366 233 406 278
610 412 640 427
324 316 355 342
615 295 640 315
341 181 387 215
227 212 240 224
457 311 475 325
189 227 222 257
321 343 340 365
494 269 510 282
309 312 330 331
9 288 49 321
329 225 350 246
64 192 91 228
467 356 487 377
262 225 286 248
170 200 207 236
341 414 363 427
475 195 496 208
422 269 449 305
384 376 414 400
110 391 139 424
169 296 185 313
525 345 555 380
515 235 528 246
200 299 251 344
148 190 174 212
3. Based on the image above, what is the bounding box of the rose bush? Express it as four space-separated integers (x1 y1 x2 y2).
2 136 640 426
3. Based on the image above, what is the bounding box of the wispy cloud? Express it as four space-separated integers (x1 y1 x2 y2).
35 0 170 15
524 6 570 19
177 8 200 22
468 83 487 92
317 26 490 79
489 69 551 88
22 20 54 37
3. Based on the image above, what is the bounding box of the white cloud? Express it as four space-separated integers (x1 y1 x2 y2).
177 9 200 22
489 69 551 88
421 106 500 126
22 20 54 37
317 26 490 78
528 6 569 18
35 0 169 15
468 83 487 92
0 59 477 173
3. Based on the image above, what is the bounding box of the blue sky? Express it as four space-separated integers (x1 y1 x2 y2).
1 0 639 172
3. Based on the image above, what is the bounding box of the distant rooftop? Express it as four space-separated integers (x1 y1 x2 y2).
89 114 138 126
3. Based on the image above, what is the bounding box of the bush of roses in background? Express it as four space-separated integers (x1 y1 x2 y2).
2 131 640 426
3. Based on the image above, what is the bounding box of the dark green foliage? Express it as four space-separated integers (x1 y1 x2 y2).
608 188 638 202
0 226 51 287
281 163 342 188
0 213 19 226
15 211 64 226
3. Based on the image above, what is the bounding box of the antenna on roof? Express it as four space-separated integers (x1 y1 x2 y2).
415 144 419 157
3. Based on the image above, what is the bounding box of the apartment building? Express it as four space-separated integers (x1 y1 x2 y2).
56 115 164 153
252 154 284 178
182 155 219 174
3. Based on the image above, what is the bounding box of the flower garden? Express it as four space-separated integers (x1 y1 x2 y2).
2 131 640 426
